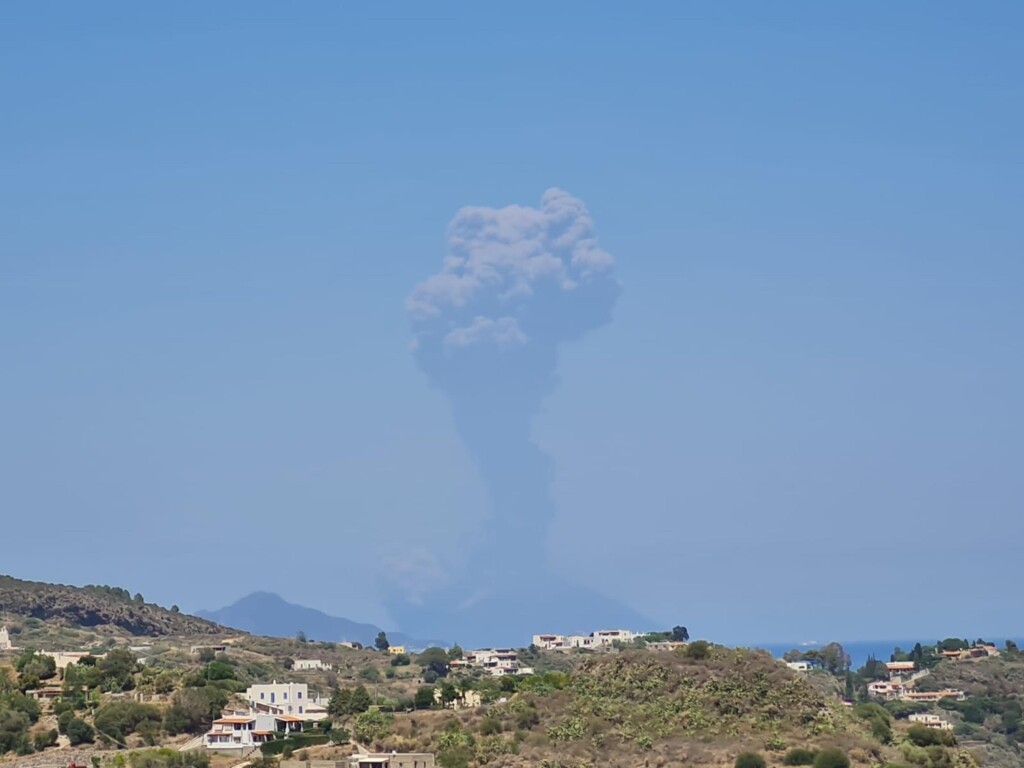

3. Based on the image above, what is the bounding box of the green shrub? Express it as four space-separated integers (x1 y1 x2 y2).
906 724 955 748
66 717 95 746
784 747 817 765
685 641 711 660
812 747 850 768
33 729 58 751
735 752 767 768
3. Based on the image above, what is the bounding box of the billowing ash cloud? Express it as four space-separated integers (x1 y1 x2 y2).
407 188 620 588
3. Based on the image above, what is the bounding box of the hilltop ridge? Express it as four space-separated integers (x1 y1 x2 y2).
0 575 226 640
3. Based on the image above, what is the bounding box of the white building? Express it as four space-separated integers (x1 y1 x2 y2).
293 659 332 671
533 629 641 651
245 681 315 717
463 648 533 676
0 627 14 652
909 713 954 731
205 712 304 754
786 661 812 672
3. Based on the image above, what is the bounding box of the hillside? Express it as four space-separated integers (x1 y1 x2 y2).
913 653 1024 768
315 647 897 768
0 575 226 641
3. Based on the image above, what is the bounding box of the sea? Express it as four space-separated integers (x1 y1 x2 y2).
751 638 1024 669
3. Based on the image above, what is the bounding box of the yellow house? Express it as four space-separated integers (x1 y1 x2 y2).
388 645 406 655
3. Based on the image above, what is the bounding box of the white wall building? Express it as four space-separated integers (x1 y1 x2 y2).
293 659 332 671
205 713 303 753
909 713 954 731
464 648 534 677
533 629 641 651
245 681 312 717
0 627 14 652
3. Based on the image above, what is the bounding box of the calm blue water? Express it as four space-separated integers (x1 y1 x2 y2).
751 638 1024 669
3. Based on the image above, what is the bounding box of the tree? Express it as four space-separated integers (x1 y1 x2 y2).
296 631 307 643
671 626 690 642
735 752 766 768
907 724 955 748
66 717 95 746
417 647 450 678
203 661 235 681
1006 640 1019 654
14 652 57 681
33 728 58 751
390 653 411 667
439 682 459 708
328 688 353 717
163 687 227 735
133 593 145 605
350 685 373 714
818 643 851 677
414 686 436 709
171 605 180 613
447 645 464 661
812 748 850 768
96 649 138 692
374 632 390 652
352 710 392 744
684 641 711 660
329 686 372 717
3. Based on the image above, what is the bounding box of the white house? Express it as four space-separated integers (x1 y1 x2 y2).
293 659 332 671
909 713 954 730
464 648 532 676
245 682 313 717
0 627 15 652
533 629 641 651
205 712 304 754
786 661 812 672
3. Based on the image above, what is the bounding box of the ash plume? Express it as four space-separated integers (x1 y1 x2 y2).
398 189 648 644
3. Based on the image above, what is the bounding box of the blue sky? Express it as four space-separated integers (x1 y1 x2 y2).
1 1 1022 644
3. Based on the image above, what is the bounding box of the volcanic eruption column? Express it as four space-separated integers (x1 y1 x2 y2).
407 189 620 603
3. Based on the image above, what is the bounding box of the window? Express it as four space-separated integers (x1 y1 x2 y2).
260 693 265 700
297 691 302 699
299 706 303 714
284 692 288 700
271 693 275 703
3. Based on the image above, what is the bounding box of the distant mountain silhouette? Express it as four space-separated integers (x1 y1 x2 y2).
197 592 442 649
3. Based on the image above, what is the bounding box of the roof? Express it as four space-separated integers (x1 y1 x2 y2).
214 717 255 724
275 715 303 722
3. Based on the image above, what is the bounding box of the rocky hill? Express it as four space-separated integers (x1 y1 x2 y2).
0 575 227 639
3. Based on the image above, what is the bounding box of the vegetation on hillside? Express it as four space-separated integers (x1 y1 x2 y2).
0 575 226 639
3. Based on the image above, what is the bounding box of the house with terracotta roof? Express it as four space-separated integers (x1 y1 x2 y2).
205 712 305 753
885 661 916 678
901 688 966 703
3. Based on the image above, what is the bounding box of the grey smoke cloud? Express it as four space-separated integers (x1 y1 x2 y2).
407 187 616 349
398 188 627 639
